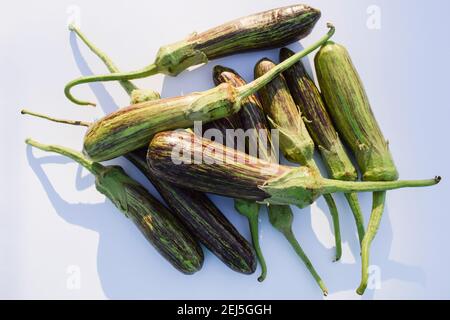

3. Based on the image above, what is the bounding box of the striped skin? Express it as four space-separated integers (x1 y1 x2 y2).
315 42 398 182
254 58 314 165
127 149 256 275
280 47 357 181
83 84 239 161
94 165 204 274
314 41 398 294
208 65 275 282
191 4 320 60
146 131 439 207
64 4 321 105
147 130 286 202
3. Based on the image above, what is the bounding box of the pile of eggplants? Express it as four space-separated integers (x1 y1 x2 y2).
23 4 441 296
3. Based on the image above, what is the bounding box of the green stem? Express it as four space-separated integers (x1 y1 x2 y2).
21 109 91 127
64 63 158 106
69 24 137 96
345 193 365 245
237 23 335 102
323 194 341 261
25 138 103 175
305 160 342 261
65 24 159 106
357 191 386 295
284 229 328 296
247 213 267 282
322 176 441 193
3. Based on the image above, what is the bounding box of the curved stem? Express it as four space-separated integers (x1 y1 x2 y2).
345 192 365 245
69 24 137 96
323 194 341 261
284 229 328 296
322 176 441 193
246 213 267 282
64 61 158 106
25 138 103 175
237 23 335 101
21 109 91 127
357 191 386 295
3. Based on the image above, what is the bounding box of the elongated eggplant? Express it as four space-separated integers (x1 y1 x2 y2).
26 139 203 274
65 4 321 106
146 130 439 207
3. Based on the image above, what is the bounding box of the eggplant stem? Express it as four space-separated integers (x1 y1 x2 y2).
283 229 328 296
345 192 365 245
323 194 342 261
25 138 102 175
69 24 137 96
323 177 441 193
65 25 159 106
247 213 267 282
237 23 335 102
21 109 91 127
357 191 386 295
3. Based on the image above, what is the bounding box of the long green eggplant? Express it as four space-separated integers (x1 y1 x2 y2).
315 41 398 295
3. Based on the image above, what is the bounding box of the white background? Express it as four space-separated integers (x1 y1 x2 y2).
1 0 449 299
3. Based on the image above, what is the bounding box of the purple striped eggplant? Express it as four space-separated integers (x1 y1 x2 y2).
146 130 439 207
65 4 321 106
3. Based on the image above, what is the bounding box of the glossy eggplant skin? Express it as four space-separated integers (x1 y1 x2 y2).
127 149 256 275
